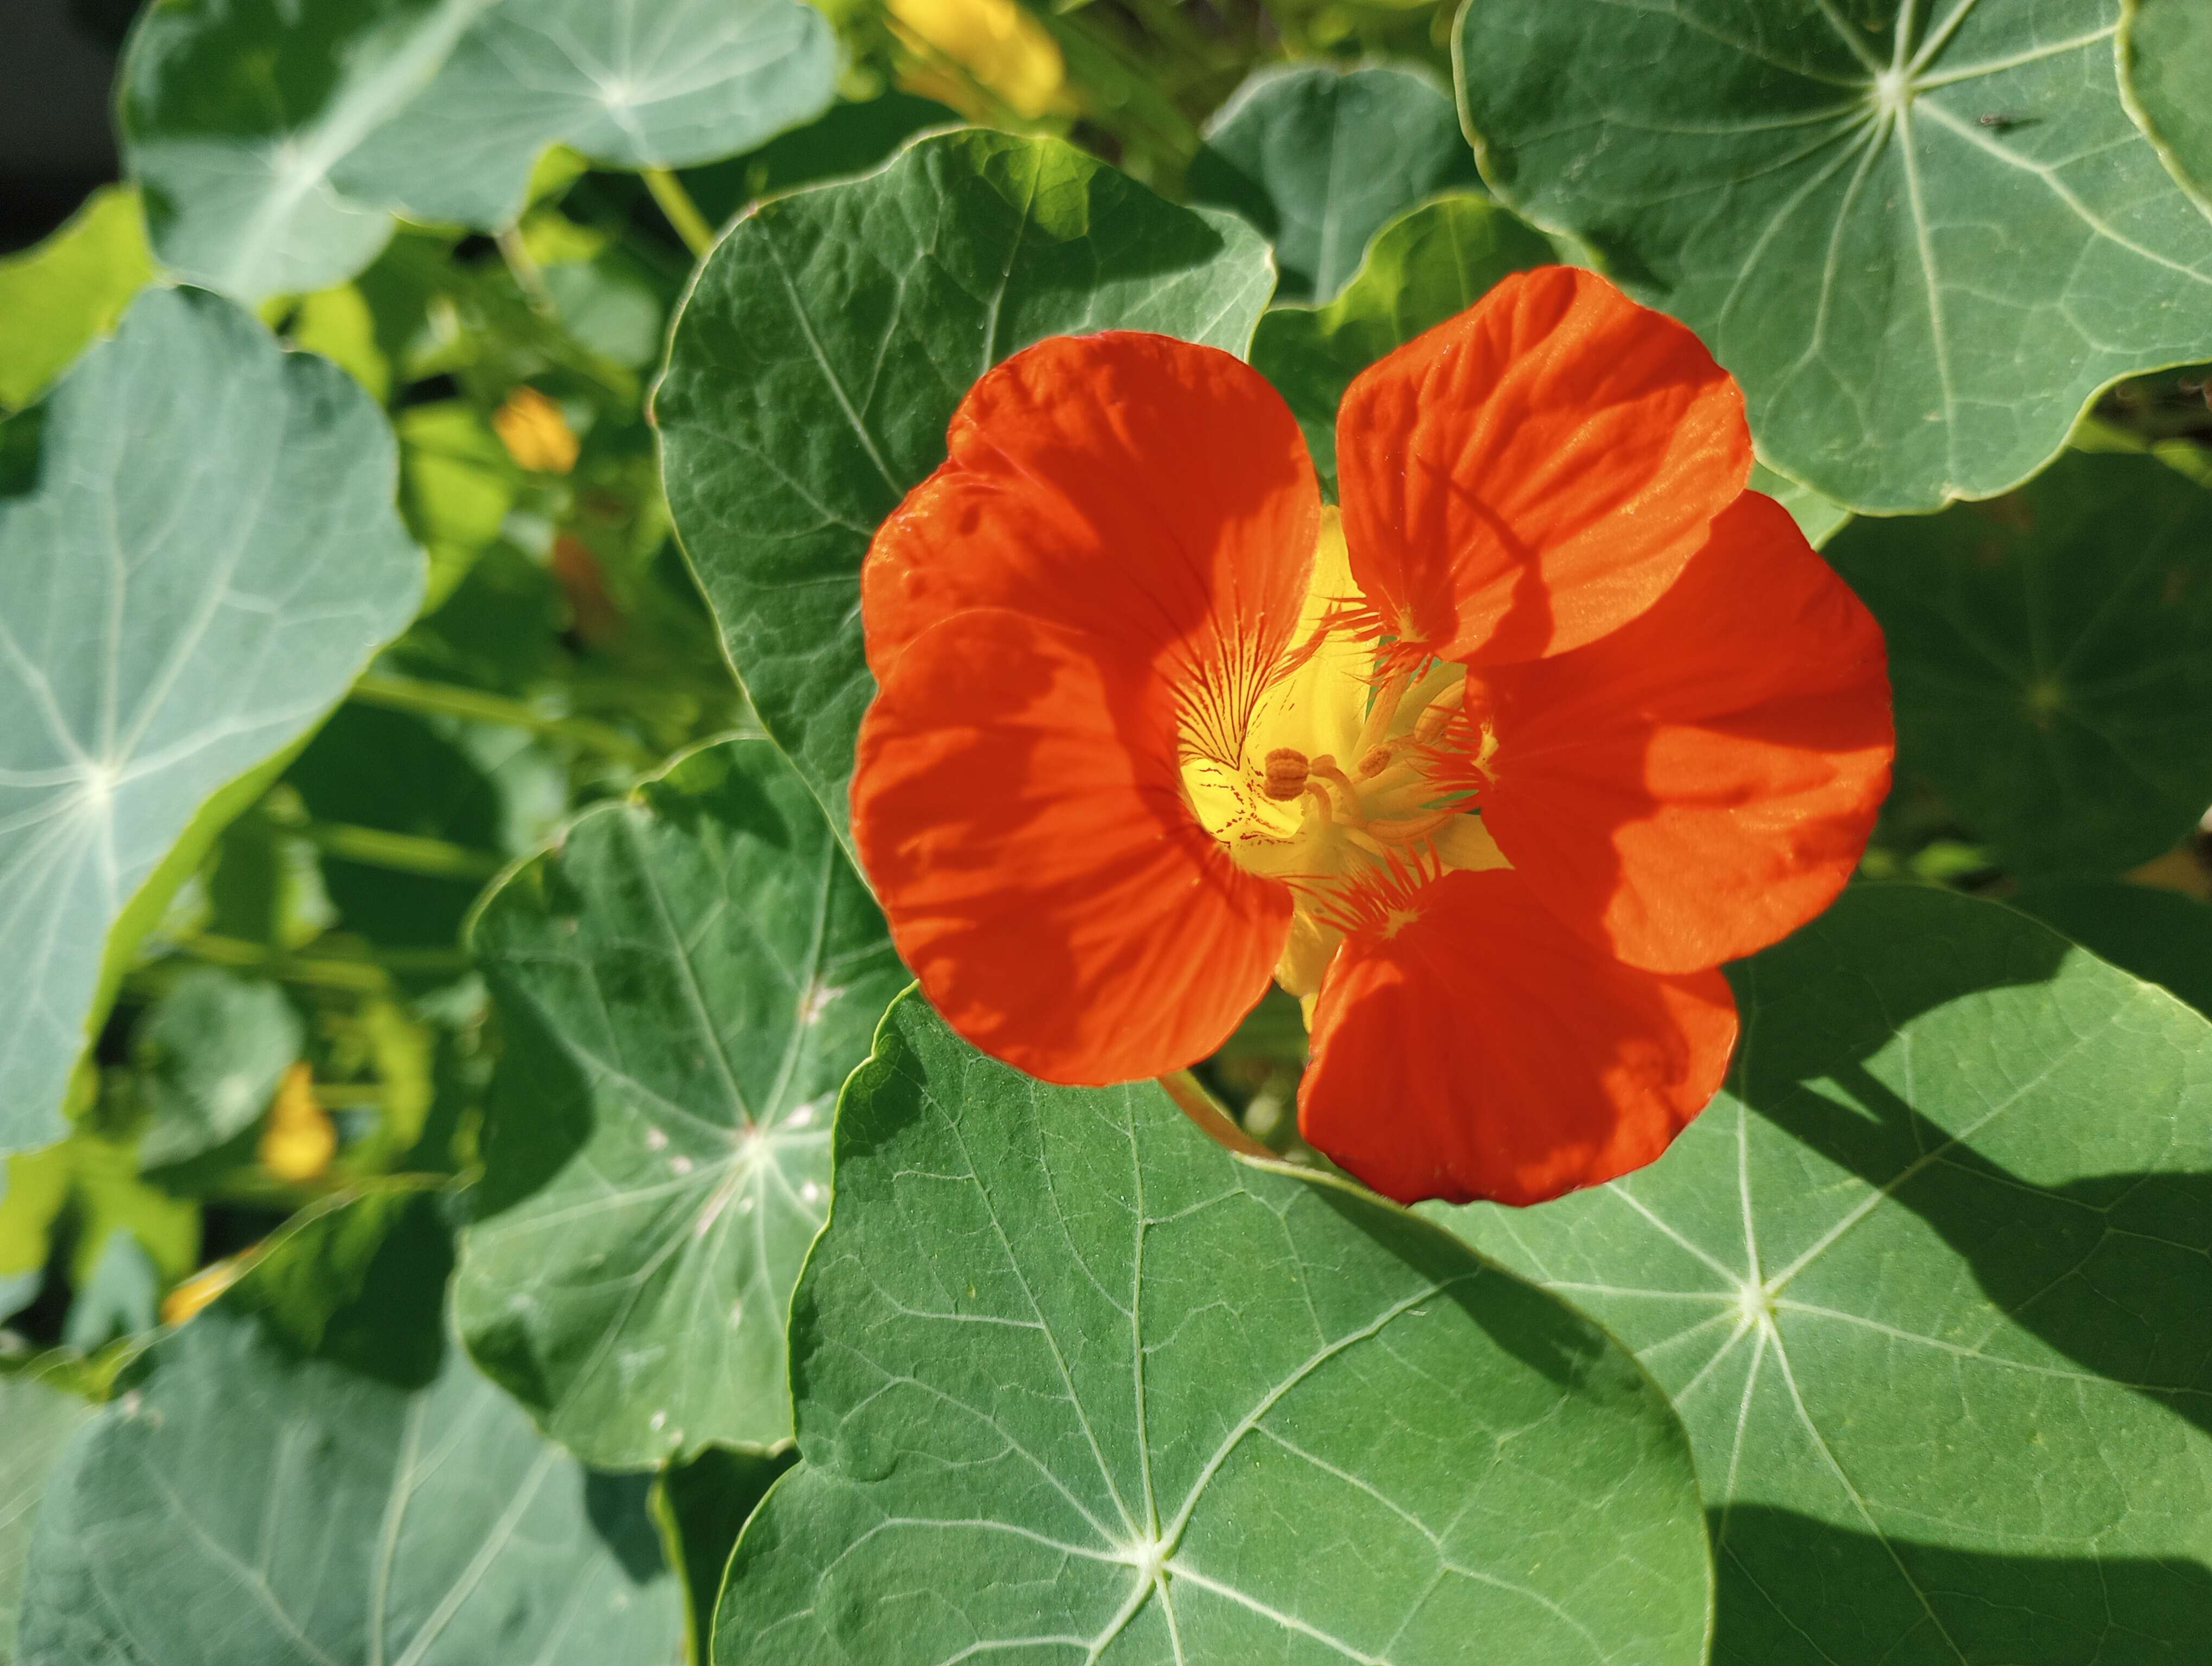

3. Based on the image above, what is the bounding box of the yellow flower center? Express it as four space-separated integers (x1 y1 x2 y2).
1178 509 1507 1001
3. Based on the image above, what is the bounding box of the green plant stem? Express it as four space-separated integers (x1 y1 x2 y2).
642 166 716 260
174 934 471 992
350 671 659 770
495 223 555 315
290 819 506 882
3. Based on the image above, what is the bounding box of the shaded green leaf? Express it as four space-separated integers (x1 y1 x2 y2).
135 969 303 1171
458 737 905 1466
716 993 1713 1665
1825 449 2212 877
657 130 1274 844
2009 880 2212 1018
652 1444 795 1665
0 287 423 1156
680 92 963 226
1439 885 2212 1664
0 1375 94 1666
120 0 837 303
1456 0 2212 512
0 188 152 413
2121 0 2212 219
1249 193 1560 492
1189 62 1482 303
17 1187 686 1665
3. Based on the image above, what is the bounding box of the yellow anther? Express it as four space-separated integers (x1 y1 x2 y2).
1261 747 1311 800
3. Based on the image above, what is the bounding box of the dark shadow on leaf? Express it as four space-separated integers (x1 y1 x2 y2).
1713 1503 2212 1666
1740 1047 2212 1436
583 1469 668 1583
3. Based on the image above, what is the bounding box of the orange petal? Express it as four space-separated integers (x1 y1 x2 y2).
1299 869 1735 1206
861 331 1319 700
1476 492 1892 973
853 607 1290 1085
1335 266 1750 665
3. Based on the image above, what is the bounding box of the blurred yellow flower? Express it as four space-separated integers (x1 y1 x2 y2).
890 0 1069 120
493 385 580 475
259 1062 337 1183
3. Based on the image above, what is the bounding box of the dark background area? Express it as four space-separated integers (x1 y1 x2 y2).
2 0 132 252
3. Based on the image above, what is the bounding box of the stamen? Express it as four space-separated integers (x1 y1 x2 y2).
1261 747 1310 801
1308 756 1365 825
1303 780 1335 825
1352 669 1412 760
1364 808 1463 845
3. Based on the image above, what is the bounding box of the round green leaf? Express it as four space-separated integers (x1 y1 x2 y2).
135 970 304 1171
17 1189 685 1666
1440 885 2212 1664
2009 880 2212 1019
0 287 423 1157
1249 193 1558 494
1189 63 1483 304
657 130 1275 845
328 0 838 230
716 993 1713 1665
0 1375 93 1666
1456 0 2212 512
1825 448 2212 877
458 737 906 1467
120 0 837 303
2121 0 2212 219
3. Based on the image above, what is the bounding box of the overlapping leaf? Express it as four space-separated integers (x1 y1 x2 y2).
134 970 302 1171
1457 0 2212 511
2011 881 2212 1020
1825 449 2212 877
716 994 1713 1665
1442 885 2212 1664
459 738 905 1466
1189 62 1482 303
0 188 151 413
0 287 422 1156
657 130 1274 844
17 1188 685 1665
0 1375 92 1666
2121 0 2212 218
121 0 837 302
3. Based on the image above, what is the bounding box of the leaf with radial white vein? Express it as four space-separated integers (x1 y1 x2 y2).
0 286 422 1157
1189 62 1484 304
1438 885 2212 1665
656 130 1275 848
458 736 905 1468
1456 0 2212 512
2121 0 2212 219
715 992 1713 1665
119 0 835 302
1823 448 2212 878
17 1188 684 1666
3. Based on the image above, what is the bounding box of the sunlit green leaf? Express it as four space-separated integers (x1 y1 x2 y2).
1439 885 2212 1664
0 1374 93 1666
657 130 1274 844
458 738 905 1466
2121 0 2212 219
17 1188 686 1665
0 188 151 413
1456 0 2212 512
120 0 838 302
0 287 423 1156
1825 449 2212 876
1189 62 1482 303
135 969 303 1170
716 993 1713 1665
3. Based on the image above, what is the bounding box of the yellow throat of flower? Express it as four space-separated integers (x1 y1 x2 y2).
1179 509 1507 1002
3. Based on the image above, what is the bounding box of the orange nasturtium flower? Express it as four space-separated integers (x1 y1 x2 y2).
851 267 1893 1206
